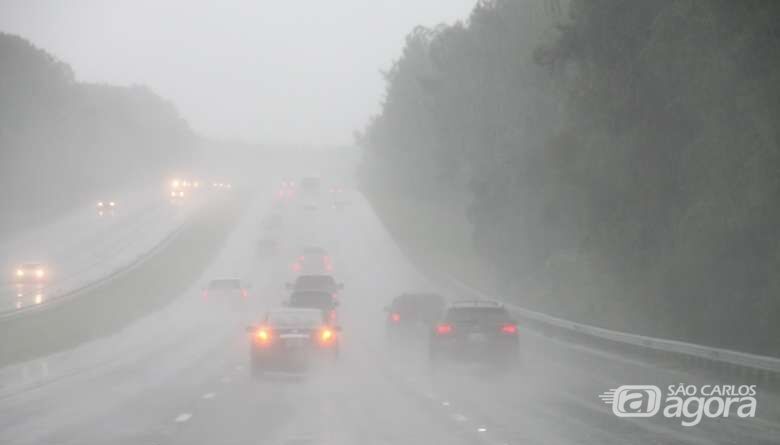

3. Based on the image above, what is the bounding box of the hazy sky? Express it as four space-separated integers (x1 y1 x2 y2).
0 0 477 146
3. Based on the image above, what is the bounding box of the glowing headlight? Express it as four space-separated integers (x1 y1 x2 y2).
16 269 24 277
97 201 104 207
35 269 45 278
109 201 115 207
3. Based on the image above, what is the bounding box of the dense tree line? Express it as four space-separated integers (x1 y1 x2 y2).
0 33 194 231
359 0 780 355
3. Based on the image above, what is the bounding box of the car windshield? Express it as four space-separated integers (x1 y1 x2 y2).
266 310 322 328
208 279 240 290
302 247 326 255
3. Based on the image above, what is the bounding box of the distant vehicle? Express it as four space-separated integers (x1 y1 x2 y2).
13 263 47 285
300 176 321 195
286 274 343 294
329 186 350 209
385 293 445 340
277 178 296 200
247 308 340 374
291 246 333 273
96 200 117 217
429 300 519 367
287 290 339 323
203 278 249 308
169 189 186 204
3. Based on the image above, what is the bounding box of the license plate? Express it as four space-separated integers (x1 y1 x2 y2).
284 338 306 348
468 332 488 343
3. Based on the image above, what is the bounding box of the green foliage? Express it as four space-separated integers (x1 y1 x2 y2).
0 33 194 231
360 0 780 355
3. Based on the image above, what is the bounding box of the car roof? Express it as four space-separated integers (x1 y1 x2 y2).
296 274 335 280
209 278 241 284
291 290 331 296
448 299 505 309
302 246 326 254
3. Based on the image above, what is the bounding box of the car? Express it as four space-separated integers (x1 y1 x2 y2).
277 179 296 200
385 293 445 341
429 300 519 367
13 263 47 285
96 200 117 216
291 246 333 273
286 274 343 294
202 278 250 308
247 308 340 374
287 290 339 323
300 176 321 195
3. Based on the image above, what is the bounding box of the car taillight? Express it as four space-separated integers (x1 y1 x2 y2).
241 289 248 299
329 310 337 322
501 323 517 334
390 313 401 323
202 290 208 300
255 327 272 345
292 263 301 272
436 324 453 335
318 327 335 345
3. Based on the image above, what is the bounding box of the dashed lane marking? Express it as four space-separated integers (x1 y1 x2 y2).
202 392 216 399
174 413 192 423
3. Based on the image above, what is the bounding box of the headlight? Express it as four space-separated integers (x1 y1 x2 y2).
109 201 115 207
16 269 24 277
171 179 180 188
35 269 44 278
97 202 104 207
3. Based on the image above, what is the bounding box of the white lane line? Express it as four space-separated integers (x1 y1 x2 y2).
452 413 468 422
442 401 451 407
174 413 192 423
202 392 216 399
477 427 487 432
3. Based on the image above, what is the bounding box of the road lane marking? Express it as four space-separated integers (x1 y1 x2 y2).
452 413 468 422
442 401 451 407
220 376 232 383
174 413 192 423
477 427 487 432
202 392 216 399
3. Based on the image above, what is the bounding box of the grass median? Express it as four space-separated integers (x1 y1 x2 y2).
0 194 247 367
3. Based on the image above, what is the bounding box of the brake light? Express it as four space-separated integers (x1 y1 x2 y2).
329 310 337 322
202 290 208 300
292 262 301 272
255 327 272 345
436 324 453 335
501 323 517 334
241 289 248 299
319 327 335 344
390 313 401 323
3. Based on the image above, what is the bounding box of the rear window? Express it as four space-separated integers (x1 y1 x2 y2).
267 310 322 327
290 291 334 309
295 275 335 288
208 279 241 290
445 307 510 323
303 247 326 255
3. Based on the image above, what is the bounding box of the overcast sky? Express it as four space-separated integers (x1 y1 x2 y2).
0 0 477 146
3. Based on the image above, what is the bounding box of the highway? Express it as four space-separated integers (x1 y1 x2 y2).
0 182 778 445
0 183 196 313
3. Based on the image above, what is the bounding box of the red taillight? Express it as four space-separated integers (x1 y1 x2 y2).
436 324 453 335
255 327 272 345
292 262 301 272
318 327 335 345
501 323 517 334
241 289 248 299
390 313 401 323
202 290 208 300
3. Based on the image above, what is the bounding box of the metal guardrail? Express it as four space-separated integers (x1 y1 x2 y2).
442 274 780 376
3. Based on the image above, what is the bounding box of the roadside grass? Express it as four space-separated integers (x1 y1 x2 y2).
0 194 247 367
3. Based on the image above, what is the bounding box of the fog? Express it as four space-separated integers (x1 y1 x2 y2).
0 0 476 145
1 1 779 444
